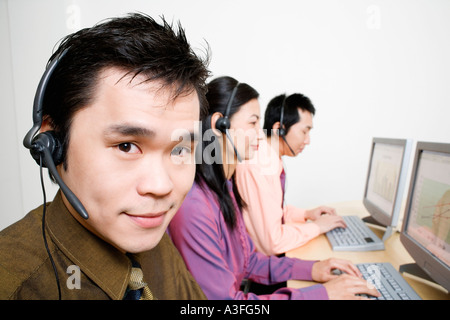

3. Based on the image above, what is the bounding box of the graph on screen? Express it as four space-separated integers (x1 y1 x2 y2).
414 178 450 243
366 142 404 216
407 150 450 267
372 160 399 202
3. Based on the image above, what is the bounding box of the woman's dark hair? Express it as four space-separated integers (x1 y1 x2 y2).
196 76 259 228
263 93 315 137
43 13 210 170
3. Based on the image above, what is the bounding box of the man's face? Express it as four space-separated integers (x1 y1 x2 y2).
283 108 313 156
59 67 199 253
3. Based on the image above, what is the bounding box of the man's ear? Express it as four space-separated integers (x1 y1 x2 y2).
272 121 281 135
272 122 281 131
40 116 54 133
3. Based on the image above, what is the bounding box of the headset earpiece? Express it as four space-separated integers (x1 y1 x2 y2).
278 94 295 156
278 127 286 137
215 116 230 133
30 131 63 168
214 82 239 133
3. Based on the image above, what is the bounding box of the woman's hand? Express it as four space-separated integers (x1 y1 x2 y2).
312 258 381 300
312 258 361 282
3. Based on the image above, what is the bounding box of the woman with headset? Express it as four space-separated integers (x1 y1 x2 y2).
168 76 379 300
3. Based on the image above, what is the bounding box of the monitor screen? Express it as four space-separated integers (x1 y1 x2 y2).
363 138 412 227
401 142 450 291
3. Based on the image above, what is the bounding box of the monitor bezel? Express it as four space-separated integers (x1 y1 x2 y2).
363 137 412 227
400 141 450 292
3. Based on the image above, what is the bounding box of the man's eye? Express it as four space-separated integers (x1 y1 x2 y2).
171 146 191 157
117 142 140 154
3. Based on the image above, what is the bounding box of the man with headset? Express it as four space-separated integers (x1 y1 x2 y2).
0 13 209 299
236 93 347 258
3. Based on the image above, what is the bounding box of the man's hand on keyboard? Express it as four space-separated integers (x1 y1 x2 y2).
305 206 347 234
305 206 337 220
315 214 347 234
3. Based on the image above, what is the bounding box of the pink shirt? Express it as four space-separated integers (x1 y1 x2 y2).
235 138 320 256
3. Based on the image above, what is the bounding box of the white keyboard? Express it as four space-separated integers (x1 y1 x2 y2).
357 263 421 300
326 215 385 251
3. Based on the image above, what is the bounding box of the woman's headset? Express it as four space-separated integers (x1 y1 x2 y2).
214 83 242 162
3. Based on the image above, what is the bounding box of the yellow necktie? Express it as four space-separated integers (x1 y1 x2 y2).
128 267 155 300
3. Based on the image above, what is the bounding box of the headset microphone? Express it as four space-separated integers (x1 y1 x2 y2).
23 48 89 220
278 95 296 156
215 83 242 162
281 135 295 157
225 129 242 162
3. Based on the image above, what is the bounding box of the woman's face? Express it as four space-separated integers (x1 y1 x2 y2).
228 98 264 162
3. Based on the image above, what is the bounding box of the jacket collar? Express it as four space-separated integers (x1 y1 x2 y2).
45 192 131 300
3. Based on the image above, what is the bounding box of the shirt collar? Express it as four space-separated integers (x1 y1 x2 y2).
45 191 131 300
257 138 284 175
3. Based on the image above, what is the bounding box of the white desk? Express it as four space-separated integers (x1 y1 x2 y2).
286 201 450 300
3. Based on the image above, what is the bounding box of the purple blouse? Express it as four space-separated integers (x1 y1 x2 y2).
168 180 328 300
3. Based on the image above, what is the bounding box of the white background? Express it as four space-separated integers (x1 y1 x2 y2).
1 0 450 230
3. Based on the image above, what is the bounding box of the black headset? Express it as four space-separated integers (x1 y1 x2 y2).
23 48 89 220
278 95 287 137
278 94 295 156
214 83 242 162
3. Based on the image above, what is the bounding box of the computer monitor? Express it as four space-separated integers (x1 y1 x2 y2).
400 141 450 292
362 138 412 232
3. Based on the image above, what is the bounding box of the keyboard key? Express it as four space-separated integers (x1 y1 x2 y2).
326 216 385 251
356 263 421 300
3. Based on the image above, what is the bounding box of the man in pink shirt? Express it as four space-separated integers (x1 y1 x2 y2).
236 93 347 256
